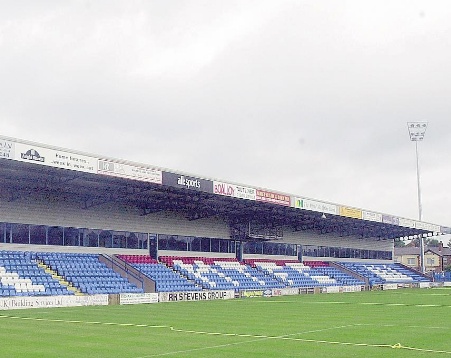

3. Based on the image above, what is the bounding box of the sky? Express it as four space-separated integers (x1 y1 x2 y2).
1 1 451 228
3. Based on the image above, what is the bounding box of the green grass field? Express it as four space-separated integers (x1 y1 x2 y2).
0 288 450 358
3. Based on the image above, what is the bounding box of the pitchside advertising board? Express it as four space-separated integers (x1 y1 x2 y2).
341 286 363 293
119 293 158 305
382 284 398 290
321 286 341 294
271 288 299 296
159 290 234 302
0 294 109 310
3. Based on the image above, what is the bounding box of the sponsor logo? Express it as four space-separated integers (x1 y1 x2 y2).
0 140 12 150
235 186 256 200
98 160 115 172
256 190 290 206
0 295 108 310
242 290 264 298
166 291 229 301
177 175 201 189
120 293 158 304
21 149 45 162
296 198 337 215
0 140 13 159
214 182 235 196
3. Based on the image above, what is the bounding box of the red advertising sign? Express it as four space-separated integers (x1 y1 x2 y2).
255 189 291 206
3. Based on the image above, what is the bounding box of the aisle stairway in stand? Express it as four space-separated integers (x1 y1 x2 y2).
37 261 83 296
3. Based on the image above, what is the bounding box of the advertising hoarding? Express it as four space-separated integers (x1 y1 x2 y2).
256 189 290 206
98 159 162 184
119 293 158 305
213 181 257 201
295 198 337 215
339 206 362 219
398 217 416 228
162 172 213 193
382 215 399 225
0 294 108 310
271 288 299 296
159 290 234 302
0 139 14 159
14 142 97 174
415 221 440 233
362 211 382 222
235 185 257 200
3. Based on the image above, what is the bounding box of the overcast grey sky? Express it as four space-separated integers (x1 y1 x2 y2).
1 1 451 227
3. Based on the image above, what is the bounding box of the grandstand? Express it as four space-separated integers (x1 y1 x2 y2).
0 135 449 307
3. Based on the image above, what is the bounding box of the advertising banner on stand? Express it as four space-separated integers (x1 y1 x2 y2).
339 206 362 219
213 181 257 201
14 142 97 174
415 222 440 233
295 198 337 215
0 139 14 159
382 215 399 225
213 181 236 197
162 172 213 193
256 189 290 206
398 217 416 228
98 160 162 184
362 211 382 223
235 185 257 200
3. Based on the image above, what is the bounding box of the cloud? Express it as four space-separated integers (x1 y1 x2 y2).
0 1 451 226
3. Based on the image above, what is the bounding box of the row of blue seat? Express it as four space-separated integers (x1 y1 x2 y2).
0 251 145 297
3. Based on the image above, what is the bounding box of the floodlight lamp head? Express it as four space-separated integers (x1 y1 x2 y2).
407 122 428 141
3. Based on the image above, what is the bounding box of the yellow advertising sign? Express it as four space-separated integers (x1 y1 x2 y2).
339 206 362 219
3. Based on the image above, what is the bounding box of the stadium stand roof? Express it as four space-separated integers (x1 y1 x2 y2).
0 134 449 241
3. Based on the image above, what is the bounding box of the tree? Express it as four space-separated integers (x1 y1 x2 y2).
394 239 406 247
410 237 441 247
426 238 440 247
409 238 420 247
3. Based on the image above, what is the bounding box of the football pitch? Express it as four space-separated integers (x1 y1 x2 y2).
0 288 450 358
